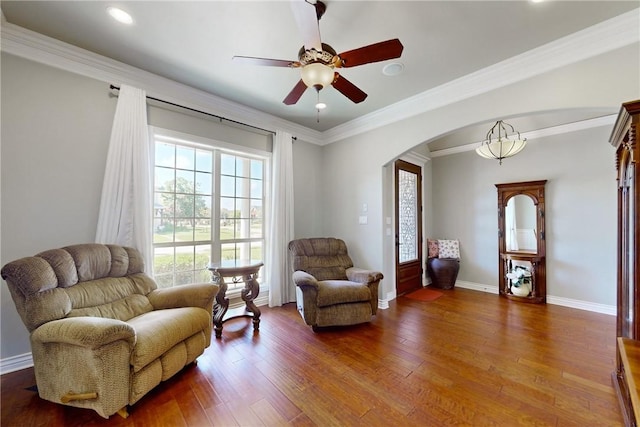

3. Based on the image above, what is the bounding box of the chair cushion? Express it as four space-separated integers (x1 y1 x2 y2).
316 280 372 308
65 274 156 322
288 238 353 280
308 266 349 281
128 307 210 372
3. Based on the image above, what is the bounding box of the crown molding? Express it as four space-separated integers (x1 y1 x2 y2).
322 9 640 145
430 114 617 158
402 151 431 165
1 9 637 146
0 22 325 145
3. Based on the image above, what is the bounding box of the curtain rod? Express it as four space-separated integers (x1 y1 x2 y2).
110 84 275 135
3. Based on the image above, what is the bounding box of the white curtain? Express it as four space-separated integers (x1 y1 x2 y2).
505 199 519 251
95 84 153 273
267 130 295 307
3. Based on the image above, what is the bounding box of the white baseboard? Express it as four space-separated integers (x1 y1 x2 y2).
455 280 500 294
377 281 498 307
546 295 616 316
455 280 615 315
378 280 615 316
228 294 269 309
378 290 397 309
0 352 33 375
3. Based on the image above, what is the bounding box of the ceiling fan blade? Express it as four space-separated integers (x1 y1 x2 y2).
290 0 322 51
233 56 300 68
332 73 367 104
283 79 308 105
337 39 404 68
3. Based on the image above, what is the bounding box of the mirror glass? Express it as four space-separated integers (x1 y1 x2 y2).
505 195 537 253
626 161 635 333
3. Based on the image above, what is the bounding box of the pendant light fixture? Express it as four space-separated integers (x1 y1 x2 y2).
476 120 527 165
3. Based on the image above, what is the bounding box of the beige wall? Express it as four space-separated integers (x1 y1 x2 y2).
0 53 321 361
147 103 272 152
292 138 324 238
1 54 115 358
320 44 639 301
431 126 617 304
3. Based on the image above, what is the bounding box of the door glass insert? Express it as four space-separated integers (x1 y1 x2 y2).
398 169 418 263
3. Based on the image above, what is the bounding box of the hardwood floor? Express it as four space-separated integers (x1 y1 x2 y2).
1 288 623 426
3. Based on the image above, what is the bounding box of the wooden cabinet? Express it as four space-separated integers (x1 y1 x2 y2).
612 100 640 426
496 180 547 303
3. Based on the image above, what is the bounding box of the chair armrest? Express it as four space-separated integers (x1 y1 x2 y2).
292 271 319 289
148 282 219 311
31 317 135 349
346 267 384 284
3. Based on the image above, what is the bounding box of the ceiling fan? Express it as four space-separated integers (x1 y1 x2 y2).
233 0 404 106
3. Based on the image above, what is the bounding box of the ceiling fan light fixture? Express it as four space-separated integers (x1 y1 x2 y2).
236 1 402 107
476 120 527 165
300 63 334 89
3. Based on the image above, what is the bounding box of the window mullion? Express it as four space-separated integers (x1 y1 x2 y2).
212 150 222 263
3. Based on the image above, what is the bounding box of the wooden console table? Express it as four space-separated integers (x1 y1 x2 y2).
207 261 263 338
500 252 546 304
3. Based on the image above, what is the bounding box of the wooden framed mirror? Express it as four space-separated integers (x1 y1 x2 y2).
495 180 547 303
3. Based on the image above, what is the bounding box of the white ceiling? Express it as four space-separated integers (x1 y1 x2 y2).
1 1 638 146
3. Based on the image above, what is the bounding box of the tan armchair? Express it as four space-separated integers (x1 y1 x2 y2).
1 244 218 419
288 238 383 331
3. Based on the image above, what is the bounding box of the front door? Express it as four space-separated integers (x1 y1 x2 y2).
395 160 423 296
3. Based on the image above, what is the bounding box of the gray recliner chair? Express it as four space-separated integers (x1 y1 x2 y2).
288 237 383 331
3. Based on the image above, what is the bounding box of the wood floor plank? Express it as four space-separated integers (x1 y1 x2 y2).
249 397 291 426
205 403 239 427
171 385 212 426
1 288 624 426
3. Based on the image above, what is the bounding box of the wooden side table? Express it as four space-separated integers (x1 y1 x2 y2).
207 261 263 338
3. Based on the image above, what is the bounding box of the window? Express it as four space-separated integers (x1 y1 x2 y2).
152 130 267 288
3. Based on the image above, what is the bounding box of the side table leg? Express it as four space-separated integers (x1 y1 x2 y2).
241 273 261 332
213 278 228 339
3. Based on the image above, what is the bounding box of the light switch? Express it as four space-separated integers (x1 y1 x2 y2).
359 216 368 225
